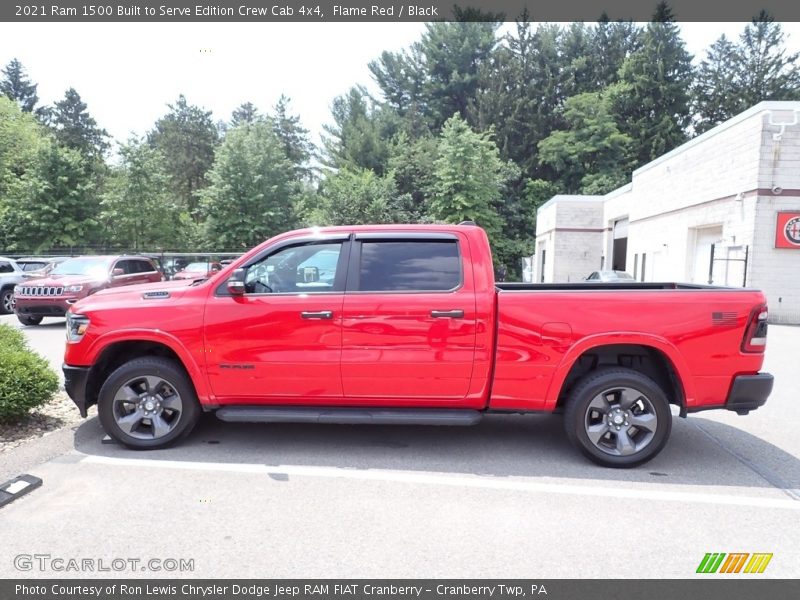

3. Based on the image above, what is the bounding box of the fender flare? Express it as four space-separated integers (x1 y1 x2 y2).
544 332 696 410
85 329 210 403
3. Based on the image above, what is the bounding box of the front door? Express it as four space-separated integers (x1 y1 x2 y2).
204 237 349 402
341 234 477 402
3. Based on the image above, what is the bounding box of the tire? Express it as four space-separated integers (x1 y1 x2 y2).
564 367 672 468
98 357 201 450
0 288 14 314
17 314 43 326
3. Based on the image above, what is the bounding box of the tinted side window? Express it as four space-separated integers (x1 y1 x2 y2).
133 259 156 273
358 241 460 292
0 261 13 274
114 260 134 275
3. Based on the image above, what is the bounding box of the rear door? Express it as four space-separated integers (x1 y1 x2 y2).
341 233 477 402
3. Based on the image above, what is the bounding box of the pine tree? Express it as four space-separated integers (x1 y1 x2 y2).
692 35 740 133
735 13 800 108
0 59 39 113
231 102 260 126
270 95 314 178
47 88 110 161
322 86 396 175
613 2 694 165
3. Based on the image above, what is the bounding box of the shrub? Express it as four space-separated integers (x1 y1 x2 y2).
0 349 59 423
0 323 27 351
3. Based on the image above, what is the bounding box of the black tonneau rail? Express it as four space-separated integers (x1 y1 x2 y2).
496 282 732 291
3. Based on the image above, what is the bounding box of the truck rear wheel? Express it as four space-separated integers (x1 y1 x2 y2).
564 368 672 468
98 357 201 449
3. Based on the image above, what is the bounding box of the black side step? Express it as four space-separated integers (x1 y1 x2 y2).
215 406 482 426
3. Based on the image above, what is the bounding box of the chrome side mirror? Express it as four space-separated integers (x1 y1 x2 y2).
227 268 246 295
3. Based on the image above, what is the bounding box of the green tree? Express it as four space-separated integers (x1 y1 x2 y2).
613 2 694 165
539 90 634 194
200 121 298 250
307 168 406 226
693 15 799 133
47 87 110 162
101 138 192 251
148 95 219 221
270 95 314 179
387 132 438 222
733 14 800 108
0 97 47 249
591 17 642 89
429 115 505 241
7 138 97 251
0 59 39 114
322 86 395 175
692 35 740 133
231 101 260 126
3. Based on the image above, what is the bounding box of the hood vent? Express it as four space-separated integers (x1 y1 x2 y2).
142 290 171 299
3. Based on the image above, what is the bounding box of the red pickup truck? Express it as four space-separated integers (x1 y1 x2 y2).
62 223 773 467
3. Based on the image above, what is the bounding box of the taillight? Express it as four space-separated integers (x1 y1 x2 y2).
742 304 768 353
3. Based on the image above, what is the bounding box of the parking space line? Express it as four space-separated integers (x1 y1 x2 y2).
80 455 800 510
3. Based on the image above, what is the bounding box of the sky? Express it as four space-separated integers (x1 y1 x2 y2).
2 21 800 155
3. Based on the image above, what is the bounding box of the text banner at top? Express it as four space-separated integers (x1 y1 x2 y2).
4 0 800 22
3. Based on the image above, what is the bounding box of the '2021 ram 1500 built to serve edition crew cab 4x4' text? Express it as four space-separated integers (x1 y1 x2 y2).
62 223 773 467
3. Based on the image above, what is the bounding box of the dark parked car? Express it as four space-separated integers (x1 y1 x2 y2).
585 270 635 282
172 261 223 281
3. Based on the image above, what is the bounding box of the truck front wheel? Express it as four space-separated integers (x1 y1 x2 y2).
1 289 14 314
98 357 201 449
564 368 672 468
17 314 43 326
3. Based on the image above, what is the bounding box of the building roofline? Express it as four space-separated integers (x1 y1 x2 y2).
633 101 800 177
538 194 605 211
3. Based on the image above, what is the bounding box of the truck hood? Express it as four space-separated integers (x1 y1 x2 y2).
72 279 196 313
19 274 103 287
93 279 194 298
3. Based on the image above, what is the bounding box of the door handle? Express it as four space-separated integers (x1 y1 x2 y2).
301 310 333 320
430 309 464 319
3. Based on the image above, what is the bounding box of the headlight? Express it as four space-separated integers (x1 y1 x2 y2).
66 285 83 293
66 313 90 342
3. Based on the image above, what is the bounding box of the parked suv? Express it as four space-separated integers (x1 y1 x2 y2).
14 255 163 325
0 257 26 314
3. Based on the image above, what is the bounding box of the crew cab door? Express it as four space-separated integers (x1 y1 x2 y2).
341 233 477 401
204 235 349 401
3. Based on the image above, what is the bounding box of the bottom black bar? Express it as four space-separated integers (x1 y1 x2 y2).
0 580 798 600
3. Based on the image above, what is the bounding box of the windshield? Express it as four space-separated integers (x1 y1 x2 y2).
51 257 111 278
183 262 212 271
19 262 47 271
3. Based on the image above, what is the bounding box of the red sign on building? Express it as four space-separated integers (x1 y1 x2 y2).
775 212 800 249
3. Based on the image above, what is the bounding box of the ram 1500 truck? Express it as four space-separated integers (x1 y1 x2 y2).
62 224 773 467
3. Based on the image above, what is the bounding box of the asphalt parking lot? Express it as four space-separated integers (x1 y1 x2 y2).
0 313 798 578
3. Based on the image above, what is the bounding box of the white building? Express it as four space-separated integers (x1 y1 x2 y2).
534 101 800 324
